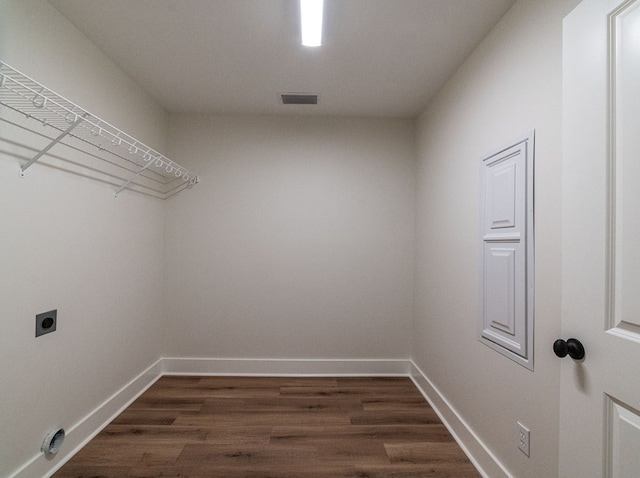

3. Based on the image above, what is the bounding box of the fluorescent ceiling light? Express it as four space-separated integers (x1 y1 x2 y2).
300 0 324 47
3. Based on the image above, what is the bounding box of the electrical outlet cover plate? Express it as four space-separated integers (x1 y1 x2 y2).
518 421 530 457
35 309 57 337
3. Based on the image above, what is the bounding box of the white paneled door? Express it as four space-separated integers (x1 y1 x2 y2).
562 0 640 476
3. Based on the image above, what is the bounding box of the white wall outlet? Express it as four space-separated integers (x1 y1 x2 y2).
517 421 530 457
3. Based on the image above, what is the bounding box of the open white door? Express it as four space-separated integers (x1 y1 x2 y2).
562 0 640 476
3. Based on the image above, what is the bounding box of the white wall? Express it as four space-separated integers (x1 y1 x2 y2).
412 0 580 477
164 114 415 360
0 1 168 476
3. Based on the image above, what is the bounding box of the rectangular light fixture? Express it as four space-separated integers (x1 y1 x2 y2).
300 0 324 47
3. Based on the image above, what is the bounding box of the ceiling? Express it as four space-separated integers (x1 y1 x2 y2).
48 0 515 118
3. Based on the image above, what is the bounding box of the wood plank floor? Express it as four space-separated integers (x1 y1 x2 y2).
53 376 481 478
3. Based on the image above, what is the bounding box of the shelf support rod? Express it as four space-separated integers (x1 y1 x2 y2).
114 157 157 197
20 116 84 177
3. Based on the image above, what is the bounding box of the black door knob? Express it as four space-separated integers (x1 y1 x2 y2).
553 338 585 360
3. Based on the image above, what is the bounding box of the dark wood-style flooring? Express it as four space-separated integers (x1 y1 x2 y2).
53 376 481 477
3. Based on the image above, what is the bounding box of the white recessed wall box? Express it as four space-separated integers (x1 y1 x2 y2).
478 131 535 370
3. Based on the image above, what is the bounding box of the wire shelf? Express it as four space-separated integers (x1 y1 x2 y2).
0 60 199 198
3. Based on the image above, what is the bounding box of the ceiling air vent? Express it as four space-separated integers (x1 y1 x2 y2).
281 93 318 105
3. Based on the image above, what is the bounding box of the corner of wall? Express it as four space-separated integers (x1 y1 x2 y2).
9 359 163 478
409 361 512 478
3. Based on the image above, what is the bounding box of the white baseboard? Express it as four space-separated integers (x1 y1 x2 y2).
161 357 412 376
11 358 163 478
409 361 512 478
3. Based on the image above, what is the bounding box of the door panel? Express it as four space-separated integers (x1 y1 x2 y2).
484 245 521 351
607 396 640 478
612 1 640 335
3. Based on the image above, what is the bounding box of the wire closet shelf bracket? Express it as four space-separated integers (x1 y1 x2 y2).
0 60 199 199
